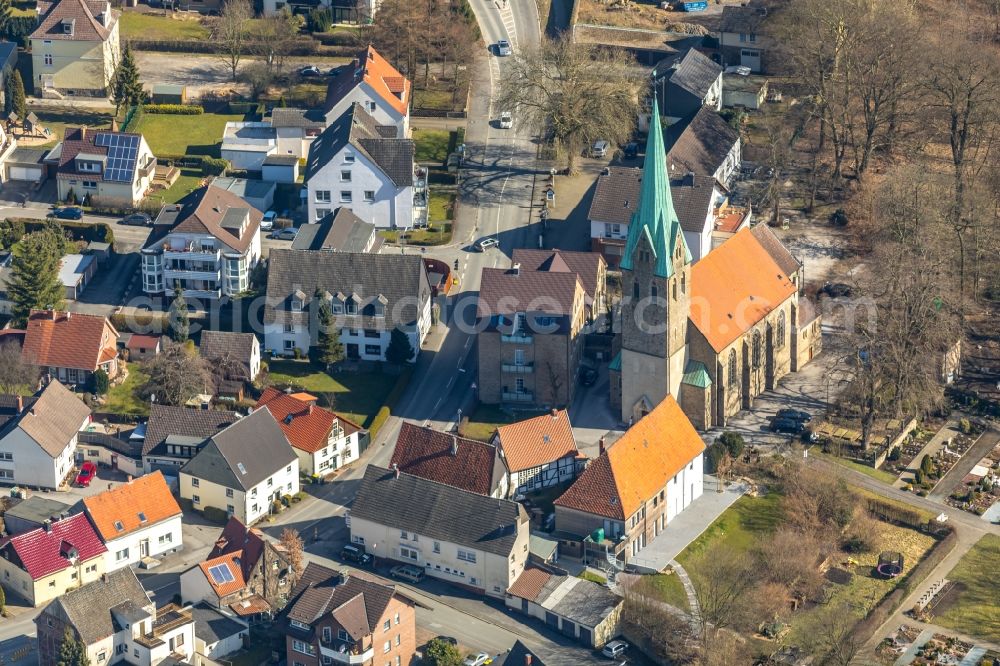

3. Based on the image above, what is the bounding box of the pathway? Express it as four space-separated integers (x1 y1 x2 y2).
894 421 962 489
929 427 1000 500
669 560 701 633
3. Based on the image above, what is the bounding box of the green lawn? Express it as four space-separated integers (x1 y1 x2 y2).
119 12 211 40
936 534 1000 639
378 223 452 246
643 573 689 611
32 107 115 148
103 365 150 416
578 570 607 585
413 89 457 111
266 359 398 427
676 493 784 565
460 404 548 441
134 112 244 158
429 190 456 223
148 169 206 206
813 449 897 484
413 129 450 164
11 6 35 16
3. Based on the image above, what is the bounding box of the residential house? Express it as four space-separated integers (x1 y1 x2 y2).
179 408 300 525
491 409 581 498
666 106 742 188
476 262 586 407
0 381 91 489
722 73 768 109
22 309 121 385
200 331 261 383
35 568 196 666
587 166 642 268
255 387 363 477
389 422 508 498
190 603 249 660
652 49 723 120
506 565 623 648
180 516 294 622
510 248 607 322
323 46 410 136
1 496 71 535
0 513 106 606
291 208 381 253
554 396 705 567
141 185 262 299
29 0 120 97
59 253 97 299
125 333 162 361
55 127 156 205
495 641 546 666
262 0 378 22
264 250 432 361
718 1 771 73
210 176 275 213
221 122 277 171
81 471 183 572
349 465 530 598
305 103 418 229
269 107 325 160
281 562 418 666
141 404 239 474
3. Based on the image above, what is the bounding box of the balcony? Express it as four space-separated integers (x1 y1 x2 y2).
319 643 376 664
164 267 221 282
502 391 534 402
501 363 534 374
501 333 533 344
134 605 192 650
163 246 221 261
180 289 221 300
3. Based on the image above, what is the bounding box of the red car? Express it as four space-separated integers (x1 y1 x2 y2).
75 462 97 487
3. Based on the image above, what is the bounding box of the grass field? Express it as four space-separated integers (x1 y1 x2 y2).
461 404 548 441
134 112 243 158
935 534 1000 639
813 449 898 484
103 365 150 416
148 169 206 206
676 493 784 564
379 222 452 246
413 129 451 164
33 107 115 147
266 359 397 427
643 573 689 611
429 190 455 223
119 12 211 40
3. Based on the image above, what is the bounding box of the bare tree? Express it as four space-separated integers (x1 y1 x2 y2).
140 341 212 406
215 0 253 82
621 580 698 665
254 9 300 77
0 341 36 394
279 528 304 579
686 546 758 637
496 37 642 174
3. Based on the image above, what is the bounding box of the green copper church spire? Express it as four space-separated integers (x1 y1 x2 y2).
620 97 691 278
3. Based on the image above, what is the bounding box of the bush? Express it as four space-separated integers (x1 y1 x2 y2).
293 347 303 359
202 506 229 524
270 499 283 514
920 454 935 476
830 208 849 226
914 469 925 486
201 157 229 176
367 368 413 436
281 494 293 506
143 104 204 114
958 418 972 434
704 441 727 473
888 446 901 461
92 369 110 395
717 431 745 458
307 7 332 32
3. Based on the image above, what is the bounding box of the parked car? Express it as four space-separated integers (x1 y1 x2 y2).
498 111 513 129
328 66 345 76
725 65 752 75
121 212 152 226
776 408 811 423
299 65 322 77
463 653 492 666
770 418 806 435
261 211 277 231
475 237 499 251
75 461 97 487
437 637 459 646
389 564 425 584
496 39 512 56
819 282 853 298
602 640 628 659
48 206 84 220
591 140 609 158
623 141 639 158
340 544 373 567
271 227 298 240
578 366 598 386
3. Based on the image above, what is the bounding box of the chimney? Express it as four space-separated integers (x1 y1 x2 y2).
51 310 57 320
525 656 532 666
550 408 558 418
43 519 51 533
450 435 458 456
65 311 71 319
126 474 133 484
15 395 22 413
392 463 399 479
103 1 111 26
308 405 314 415
512 262 521 276
599 437 606 455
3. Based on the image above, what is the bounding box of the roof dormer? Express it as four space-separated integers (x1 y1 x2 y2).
62 18 75 35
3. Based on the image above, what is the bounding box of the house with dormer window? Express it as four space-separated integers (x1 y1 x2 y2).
322 46 411 136
29 0 121 98
263 250 431 361
55 127 156 205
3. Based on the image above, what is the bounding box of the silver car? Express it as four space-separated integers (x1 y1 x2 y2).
271 227 297 240
497 39 512 56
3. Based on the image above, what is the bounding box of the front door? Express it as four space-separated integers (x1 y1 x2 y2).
140 539 149 557
347 343 360 359
111 454 118 470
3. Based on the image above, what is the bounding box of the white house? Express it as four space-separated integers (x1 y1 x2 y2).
269 108 325 160
141 184 262 300
255 388 362 476
492 409 582 498
55 127 156 206
305 103 417 229
199 331 261 382
263 250 432 362
349 465 530 599
221 121 277 171
667 106 742 188
29 0 121 98
322 46 410 137
81 471 183 571
191 604 249 660
179 408 299 525
0 381 91 490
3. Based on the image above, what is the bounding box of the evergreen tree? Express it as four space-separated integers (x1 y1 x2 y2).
0 581 6 616
56 628 90 666
9 70 26 120
111 44 144 115
422 639 462 666
385 327 415 365
313 290 344 368
7 231 64 327
0 0 11 41
92 368 109 395
169 285 189 343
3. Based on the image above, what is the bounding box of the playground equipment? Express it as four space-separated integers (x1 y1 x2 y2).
876 551 904 578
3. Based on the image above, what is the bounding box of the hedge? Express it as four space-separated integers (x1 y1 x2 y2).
110 312 170 335
367 367 413 439
0 15 38 46
202 157 229 176
143 104 204 115
8 217 115 246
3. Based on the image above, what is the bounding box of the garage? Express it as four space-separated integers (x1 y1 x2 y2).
5 147 49 183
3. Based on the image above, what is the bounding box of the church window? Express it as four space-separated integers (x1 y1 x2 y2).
752 330 763 368
672 279 677 300
633 281 639 299
681 273 686 294
727 350 737 388
650 283 657 299
776 311 786 349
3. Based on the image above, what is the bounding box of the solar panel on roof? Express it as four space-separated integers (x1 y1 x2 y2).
95 133 140 183
208 563 235 584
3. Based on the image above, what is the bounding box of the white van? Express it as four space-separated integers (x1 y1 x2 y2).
591 140 609 158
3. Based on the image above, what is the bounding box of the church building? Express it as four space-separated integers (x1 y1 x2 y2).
610 99 821 429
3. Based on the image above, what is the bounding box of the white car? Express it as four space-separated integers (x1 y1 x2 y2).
261 211 277 231
475 237 499 251
496 39 512 56
463 653 492 666
498 111 513 129
602 640 628 659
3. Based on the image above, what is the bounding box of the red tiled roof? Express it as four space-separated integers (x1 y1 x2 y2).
199 551 247 598
162 185 263 254
390 422 503 496
31 0 116 42
494 409 579 473
22 310 118 372
511 249 605 304
325 45 410 117
83 472 181 542
555 396 705 520
56 127 147 184
209 516 266 582
229 594 271 617
255 387 359 454
1 513 106 580
507 565 552 601
126 334 161 351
